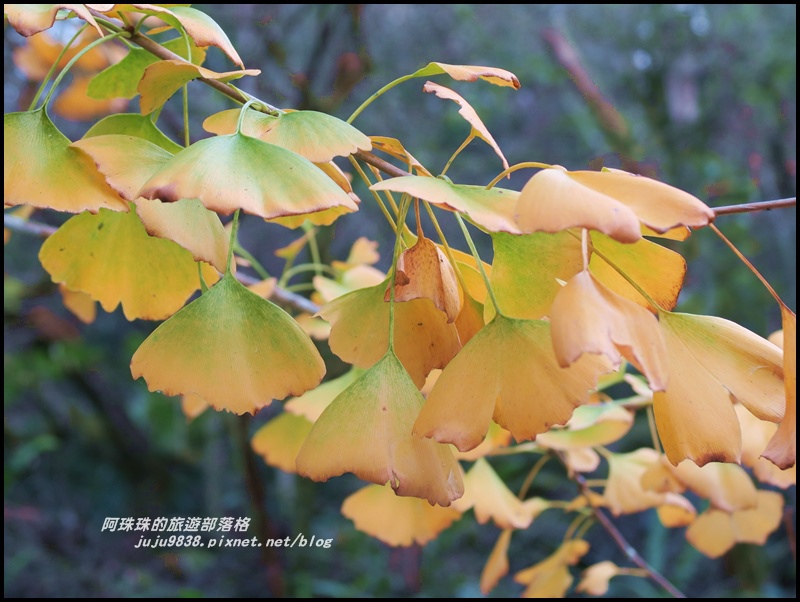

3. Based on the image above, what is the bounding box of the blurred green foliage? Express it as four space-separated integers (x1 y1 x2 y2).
4 4 796 598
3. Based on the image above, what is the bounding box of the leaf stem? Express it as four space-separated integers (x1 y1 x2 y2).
347 73 417 124
226 210 240 274
454 213 503 317
517 453 551 500
28 24 90 111
388 197 413 349
302 222 323 278
281 263 338 283
440 134 475 177
234 242 271 280
348 157 397 234
422 201 470 295
485 161 553 190
197 262 209 293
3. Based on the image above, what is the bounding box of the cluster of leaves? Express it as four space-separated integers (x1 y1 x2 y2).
4 4 795 597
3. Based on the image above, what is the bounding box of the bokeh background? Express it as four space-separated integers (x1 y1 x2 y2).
4 4 796 597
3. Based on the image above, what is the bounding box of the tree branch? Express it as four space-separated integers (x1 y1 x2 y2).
712 197 796 217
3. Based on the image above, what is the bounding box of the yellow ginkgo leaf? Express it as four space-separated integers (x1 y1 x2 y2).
5 4 105 37
5 110 127 213
369 136 432 176
454 421 512 462
576 561 624 596
341 483 461 547
589 232 686 313
181 392 209 421
490 231 583 320
371 176 520 234
562 447 601 473
550 270 668 390
251 412 314 473
39 206 214 321
414 315 608 452
735 403 796 490
312 266 386 304
603 448 668 516
131 272 325 414
385 235 460 323
296 351 464 506
686 490 784 559
203 108 371 163
138 132 357 220
762 305 796 469
317 280 461 388
52 74 127 121
536 404 634 451
422 81 509 170
285 367 365 423
669 459 757 512
58 283 96 325
453 458 536 529
656 493 697 528
654 311 785 466
514 539 590 598
410 62 520 89
480 529 513 595
516 167 714 243
138 60 260 114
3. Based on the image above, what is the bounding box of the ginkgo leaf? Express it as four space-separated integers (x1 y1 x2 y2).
251 412 314 473
654 311 785 466
686 490 784 559
312 266 386 304
516 167 714 243
296 351 464 506
576 561 624 596
138 131 358 220
536 404 634 451
181 392 208 421
135 198 229 272
52 74 127 120
480 529 512 595
735 404 796 490
130 272 325 414
5 109 127 213
603 448 669 516
4 4 105 37
453 421 512 461
317 280 461 388
563 447 602 473
331 236 380 271
285 367 365 422
371 176 520 234
413 315 608 452
762 306 796 469
490 231 583 320
550 270 668 390
341 483 461 547
422 81 509 170
39 206 213 321
13 28 112 80
589 232 686 312
88 37 206 101
669 459 757 512
385 235 460 323
138 60 260 114
59 283 96 324
410 62 520 89
514 539 590 598
656 493 697 528
453 458 537 529
369 136 432 176
84 113 183 153
71 134 173 200
203 108 371 162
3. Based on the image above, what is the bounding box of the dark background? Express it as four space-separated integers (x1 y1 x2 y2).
4 4 796 597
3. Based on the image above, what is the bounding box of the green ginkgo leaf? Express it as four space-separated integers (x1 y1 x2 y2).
296 351 464 506
138 131 358 220
39 205 215 320
5 109 126 213
131 272 325 414
84 113 183 153
203 108 371 163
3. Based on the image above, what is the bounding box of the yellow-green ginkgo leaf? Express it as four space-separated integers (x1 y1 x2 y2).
203 108 371 163
135 198 228 272
410 62 520 89
138 60 260 114
481 529 513 595
422 81 509 170
514 539 590 599
453 458 537 529
490 231 583 320
414 315 609 452
762 305 796 470
138 131 357 220
317 280 461 388
654 311 785 466
130 272 325 414
603 448 669 516
4 4 105 37
550 270 668 390
39 206 212 320
341 483 462 547
371 176 520 234
589 232 686 312
536 403 634 451
251 412 314 473
385 234 460 323
296 351 464 506
71 134 173 200
83 113 183 153
735 403 796 490
285 367 365 422
5 109 127 213
516 167 714 243
686 490 784 559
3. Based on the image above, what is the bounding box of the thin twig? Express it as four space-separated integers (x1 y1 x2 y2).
712 197 796 217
